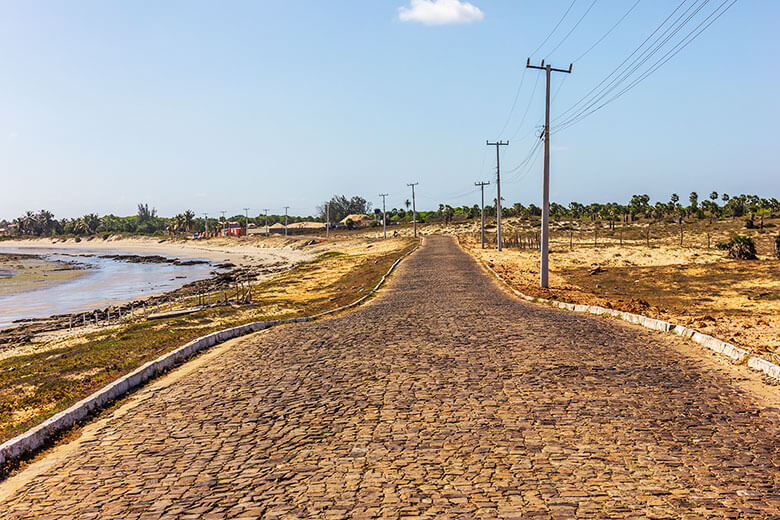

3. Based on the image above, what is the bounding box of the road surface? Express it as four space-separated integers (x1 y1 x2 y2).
1 236 778 518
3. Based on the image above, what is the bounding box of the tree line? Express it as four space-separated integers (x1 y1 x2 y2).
429 192 779 227
1 204 318 238
3 192 777 238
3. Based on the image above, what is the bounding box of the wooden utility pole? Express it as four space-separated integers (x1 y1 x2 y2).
283 206 289 236
243 208 250 237
486 141 509 251
326 202 330 239
203 213 208 237
527 58 572 289
475 181 490 249
379 193 388 239
263 209 269 236
407 183 419 238
220 210 226 237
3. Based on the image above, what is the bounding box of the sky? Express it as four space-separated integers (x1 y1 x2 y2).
0 0 778 219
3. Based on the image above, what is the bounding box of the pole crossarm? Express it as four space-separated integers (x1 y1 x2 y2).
526 58 573 74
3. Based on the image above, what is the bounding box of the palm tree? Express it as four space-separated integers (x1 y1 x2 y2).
183 210 195 232
170 214 185 234
82 214 100 234
688 191 698 210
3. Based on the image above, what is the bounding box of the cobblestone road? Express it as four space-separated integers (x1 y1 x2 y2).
2 236 778 519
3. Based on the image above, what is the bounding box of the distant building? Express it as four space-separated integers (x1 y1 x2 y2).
0 224 18 236
247 223 265 236
339 214 373 228
220 221 244 237
287 221 326 233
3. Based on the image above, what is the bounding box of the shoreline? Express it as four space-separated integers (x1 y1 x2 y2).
0 235 315 268
0 236 325 350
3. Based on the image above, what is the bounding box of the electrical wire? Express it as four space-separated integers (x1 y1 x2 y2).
552 0 693 125
555 0 736 132
557 0 714 122
545 0 599 59
530 0 579 57
573 0 642 63
509 72 542 142
496 68 527 138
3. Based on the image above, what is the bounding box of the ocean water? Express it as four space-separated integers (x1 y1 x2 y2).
0 246 220 329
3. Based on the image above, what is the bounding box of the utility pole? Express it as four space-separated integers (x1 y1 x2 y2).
379 193 388 239
243 208 250 237
407 183 418 238
527 58 572 289
325 202 330 239
486 141 509 251
202 213 208 237
475 181 490 249
283 206 289 237
263 209 269 237
220 210 226 237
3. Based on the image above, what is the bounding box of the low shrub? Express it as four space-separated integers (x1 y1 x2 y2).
719 235 757 260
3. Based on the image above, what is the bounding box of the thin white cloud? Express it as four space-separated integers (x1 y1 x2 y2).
398 0 484 26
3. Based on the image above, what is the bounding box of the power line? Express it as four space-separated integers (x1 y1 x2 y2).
496 68 527 138
530 0 579 57
553 0 694 125
573 0 642 63
556 0 737 132
509 72 542 141
559 0 713 117
545 0 599 59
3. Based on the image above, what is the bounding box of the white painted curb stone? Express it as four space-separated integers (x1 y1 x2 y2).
0 241 420 468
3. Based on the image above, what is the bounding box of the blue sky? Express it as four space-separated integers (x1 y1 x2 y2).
0 0 777 219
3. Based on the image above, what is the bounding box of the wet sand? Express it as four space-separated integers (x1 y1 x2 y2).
0 253 88 296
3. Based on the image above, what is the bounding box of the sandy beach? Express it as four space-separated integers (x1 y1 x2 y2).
0 235 317 268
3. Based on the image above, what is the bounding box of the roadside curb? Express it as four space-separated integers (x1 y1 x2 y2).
0 241 420 469
470 245 780 383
